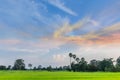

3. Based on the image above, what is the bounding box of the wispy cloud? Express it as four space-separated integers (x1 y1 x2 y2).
0 38 65 54
7 48 48 53
0 39 21 45
43 21 120 46
0 0 71 39
47 0 77 16
53 17 90 38
72 22 120 45
0 0 120 66
82 22 120 39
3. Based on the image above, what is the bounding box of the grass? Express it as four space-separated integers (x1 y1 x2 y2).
0 71 120 80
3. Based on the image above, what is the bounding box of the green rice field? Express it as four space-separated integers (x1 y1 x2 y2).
0 71 120 80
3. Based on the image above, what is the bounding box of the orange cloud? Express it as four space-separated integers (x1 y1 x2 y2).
41 21 120 46
95 32 120 45
53 17 90 38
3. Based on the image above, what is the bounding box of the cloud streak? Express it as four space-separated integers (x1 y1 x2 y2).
47 0 77 16
48 21 120 46
53 17 90 38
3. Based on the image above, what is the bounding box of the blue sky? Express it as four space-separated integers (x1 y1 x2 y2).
0 0 120 67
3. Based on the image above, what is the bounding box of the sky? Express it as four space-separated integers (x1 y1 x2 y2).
0 0 120 67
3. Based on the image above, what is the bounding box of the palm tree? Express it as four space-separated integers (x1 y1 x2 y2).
72 54 76 60
69 53 73 70
76 57 80 63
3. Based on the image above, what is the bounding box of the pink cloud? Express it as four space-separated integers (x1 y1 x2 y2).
0 39 21 45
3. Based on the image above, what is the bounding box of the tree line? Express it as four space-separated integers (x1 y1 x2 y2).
0 59 70 71
69 53 120 72
0 53 120 72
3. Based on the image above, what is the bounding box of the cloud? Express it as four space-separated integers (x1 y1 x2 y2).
88 19 99 26
82 22 120 39
49 21 120 46
83 22 120 45
0 38 66 54
102 22 120 34
0 39 21 45
0 0 120 66
0 38 65 66
0 0 71 39
74 45 120 61
53 54 66 62
53 17 90 38
7 48 49 53
47 0 77 16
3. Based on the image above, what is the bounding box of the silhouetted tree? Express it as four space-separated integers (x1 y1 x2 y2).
76 57 80 63
71 61 76 72
63 66 70 71
99 58 114 71
38 65 42 70
79 57 87 71
28 64 32 70
69 53 73 70
58 66 63 71
47 65 52 71
116 56 120 71
33 67 37 70
88 59 99 71
13 59 25 70
72 54 76 60
0 65 6 70
7 65 11 70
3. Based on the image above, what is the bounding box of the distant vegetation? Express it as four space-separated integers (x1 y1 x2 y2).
0 53 120 72
69 53 120 72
